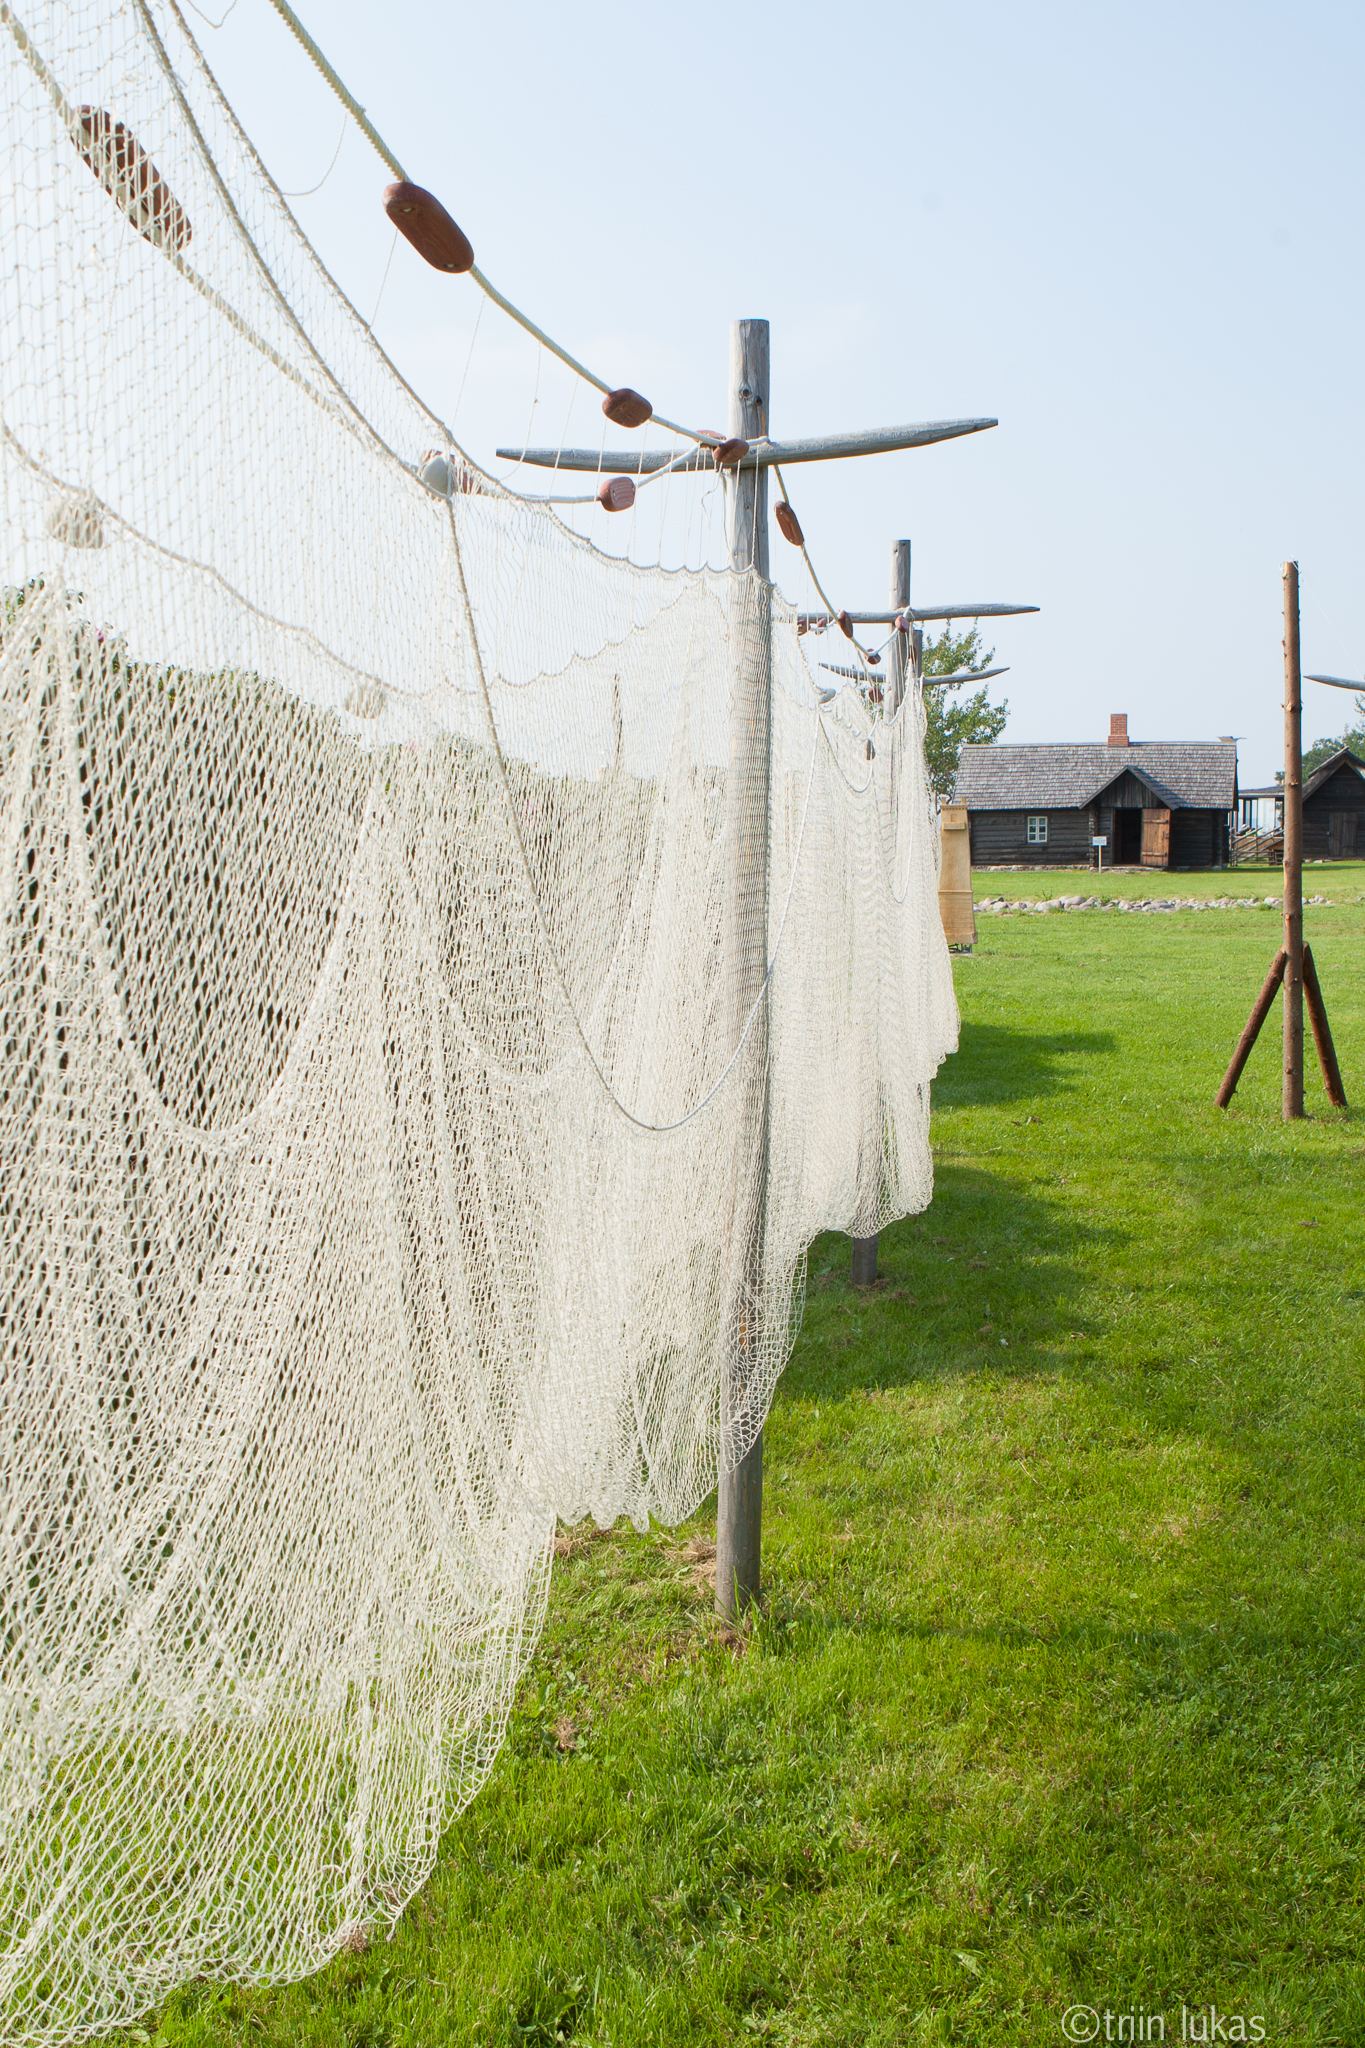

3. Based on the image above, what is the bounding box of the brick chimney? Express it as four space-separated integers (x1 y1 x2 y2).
1108 712 1129 747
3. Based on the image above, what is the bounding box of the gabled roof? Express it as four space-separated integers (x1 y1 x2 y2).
1094 762 1182 808
1304 747 1365 802
956 741 1238 811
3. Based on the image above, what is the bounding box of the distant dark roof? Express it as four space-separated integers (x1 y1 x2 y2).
956 741 1238 811
1304 747 1365 801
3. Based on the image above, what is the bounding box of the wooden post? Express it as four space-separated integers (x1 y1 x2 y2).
849 1236 878 1287
851 539 911 1290
886 538 911 719
1283 562 1304 1120
716 318 770 1620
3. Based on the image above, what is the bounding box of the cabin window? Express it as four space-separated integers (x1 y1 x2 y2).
1027 815 1048 845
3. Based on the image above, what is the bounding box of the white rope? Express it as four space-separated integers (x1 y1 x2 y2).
279 108 346 196
263 0 407 179
255 4 707 446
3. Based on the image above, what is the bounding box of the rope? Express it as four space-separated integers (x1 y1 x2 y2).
247 5 866 643
254 0 874 642
261 1 703 446
771 458 876 681
3 3 362 429
262 0 406 180
279 109 346 197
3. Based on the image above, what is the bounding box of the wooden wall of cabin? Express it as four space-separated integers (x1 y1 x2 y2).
1169 809 1219 868
1100 771 1163 809
968 809 1095 865
968 805 1234 868
1303 766 1365 860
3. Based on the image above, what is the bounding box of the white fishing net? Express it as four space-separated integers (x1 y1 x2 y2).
0 2 958 2038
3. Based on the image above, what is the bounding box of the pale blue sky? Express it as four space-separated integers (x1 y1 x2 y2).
192 0 1363 785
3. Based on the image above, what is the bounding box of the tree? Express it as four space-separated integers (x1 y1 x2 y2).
920 623 1008 798
1299 694 1365 779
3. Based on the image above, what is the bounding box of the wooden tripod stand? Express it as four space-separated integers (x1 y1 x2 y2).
1217 562 1348 1115
1216 941 1346 1109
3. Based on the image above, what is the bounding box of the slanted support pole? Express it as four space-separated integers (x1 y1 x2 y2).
1303 945 1347 1108
716 318 770 1620
1216 949 1288 1107
851 538 911 1290
1283 562 1304 1120
1213 942 1346 1109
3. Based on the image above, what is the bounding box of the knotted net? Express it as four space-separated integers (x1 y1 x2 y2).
0 2 959 2037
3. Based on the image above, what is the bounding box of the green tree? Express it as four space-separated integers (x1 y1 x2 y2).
1300 694 1365 779
920 623 1008 798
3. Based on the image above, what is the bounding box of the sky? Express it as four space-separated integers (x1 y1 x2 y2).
185 0 1363 786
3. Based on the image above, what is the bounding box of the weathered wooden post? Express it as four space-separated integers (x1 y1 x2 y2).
886 538 912 717
504 374 1026 1613
1282 561 1304 1121
715 318 770 1619
851 538 912 1290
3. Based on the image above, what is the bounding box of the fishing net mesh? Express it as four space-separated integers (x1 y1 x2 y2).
0 2 958 2037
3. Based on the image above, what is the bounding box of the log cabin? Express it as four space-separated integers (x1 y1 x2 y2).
1237 747 1365 861
1302 747 1365 859
957 713 1237 870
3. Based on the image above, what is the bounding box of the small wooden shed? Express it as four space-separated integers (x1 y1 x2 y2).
957 714 1237 870
1237 748 1365 860
1303 747 1365 859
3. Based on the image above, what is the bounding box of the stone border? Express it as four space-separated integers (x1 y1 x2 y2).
976 893 1338 916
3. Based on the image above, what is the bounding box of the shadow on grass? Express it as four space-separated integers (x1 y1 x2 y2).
934 1021 1117 1110
787 1161 1117 1402
751 1597 1365 1694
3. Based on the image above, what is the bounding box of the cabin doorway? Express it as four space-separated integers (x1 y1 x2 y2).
1115 807 1143 864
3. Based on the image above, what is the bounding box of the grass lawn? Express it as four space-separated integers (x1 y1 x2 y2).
143 886 1364 2048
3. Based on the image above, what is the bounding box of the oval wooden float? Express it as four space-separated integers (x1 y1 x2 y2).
837 610 854 639
383 182 474 272
774 501 804 547
601 388 653 429
598 476 636 512
713 438 748 469
72 108 191 252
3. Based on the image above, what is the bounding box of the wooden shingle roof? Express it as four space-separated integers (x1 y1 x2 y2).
1303 747 1365 801
956 741 1238 811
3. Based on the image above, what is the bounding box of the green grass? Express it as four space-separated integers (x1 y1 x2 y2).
138 897 1364 2048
